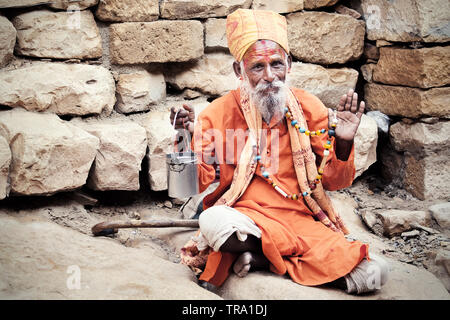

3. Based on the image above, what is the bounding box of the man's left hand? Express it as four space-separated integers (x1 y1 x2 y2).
329 89 365 161
331 89 365 142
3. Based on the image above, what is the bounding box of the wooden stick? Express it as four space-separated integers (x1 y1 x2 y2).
92 219 199 236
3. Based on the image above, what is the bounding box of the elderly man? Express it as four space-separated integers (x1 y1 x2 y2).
171 9 388 294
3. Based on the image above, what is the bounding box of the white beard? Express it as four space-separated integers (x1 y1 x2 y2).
241 69 289 125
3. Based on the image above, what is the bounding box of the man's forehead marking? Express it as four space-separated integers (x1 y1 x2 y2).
243 41 285 66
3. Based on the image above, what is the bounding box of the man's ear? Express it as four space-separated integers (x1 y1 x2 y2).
287 55 292 73
233 61 242 78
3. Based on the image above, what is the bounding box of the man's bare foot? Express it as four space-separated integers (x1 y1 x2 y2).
233 251 253 277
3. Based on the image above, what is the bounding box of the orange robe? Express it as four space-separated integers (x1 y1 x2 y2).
192 88 368 287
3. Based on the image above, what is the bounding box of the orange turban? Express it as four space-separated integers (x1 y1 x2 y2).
226 9 290 62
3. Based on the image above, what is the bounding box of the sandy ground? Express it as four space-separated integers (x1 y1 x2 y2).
0 171 448 298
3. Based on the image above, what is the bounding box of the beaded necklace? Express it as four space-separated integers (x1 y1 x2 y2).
254 107 338 201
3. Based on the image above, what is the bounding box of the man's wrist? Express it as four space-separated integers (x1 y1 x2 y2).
335 137 353 161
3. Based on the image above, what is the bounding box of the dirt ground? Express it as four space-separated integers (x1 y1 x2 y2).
343 172 449 284
1 169 448 293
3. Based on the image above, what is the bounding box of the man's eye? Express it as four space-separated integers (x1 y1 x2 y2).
252 64 263 70
272 61 284 67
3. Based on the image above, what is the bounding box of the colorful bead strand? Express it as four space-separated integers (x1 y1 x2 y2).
253 108 338 201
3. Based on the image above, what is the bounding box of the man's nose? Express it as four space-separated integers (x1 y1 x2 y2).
263 65 275 82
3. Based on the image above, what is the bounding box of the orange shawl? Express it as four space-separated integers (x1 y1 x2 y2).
215 85 348 233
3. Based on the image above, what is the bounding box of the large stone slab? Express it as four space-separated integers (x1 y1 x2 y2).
0 109 99 196
354 114 378 178
286 11 365 65
303 0 338 9
251 0 304 13
116 71 166 114
401 152 450 200
48 0 99 9
373 46 450 88
387 121 450 200
0 136 10 200
165 52 236 97
389 121 450 154
95 0 159 22
429 203 450 231
288 62 359 108
109 21 204 64
0 15 16 68
139 111 176 191
13 9 102 59
204 18 228 51
358 0 450 43
0 0 98 9
160 0 252 19
0 62 116 116
0 0 47 8
364 83 450 118
361 209 432 237
72 120 147 191
0 214 220 299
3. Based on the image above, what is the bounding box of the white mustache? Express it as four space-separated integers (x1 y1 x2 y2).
254 80 284 93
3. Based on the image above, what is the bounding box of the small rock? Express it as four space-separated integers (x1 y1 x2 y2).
366 110 390 135
399 257 414 264
172 197 188 205
420 117 440 124
376 40 393 47
411 224 440 235
403 247 411 254
128 211 141 220
183 89 202 100
335 4 361 19
401 230 420 238
164 200 173 209
429 202 450 230
363 42 380 60
401 118 415 124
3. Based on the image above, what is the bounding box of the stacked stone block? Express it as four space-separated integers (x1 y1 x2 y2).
356 0 450 200
0 0 379 198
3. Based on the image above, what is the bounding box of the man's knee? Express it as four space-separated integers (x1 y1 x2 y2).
197 205 262 252
198 205 225 232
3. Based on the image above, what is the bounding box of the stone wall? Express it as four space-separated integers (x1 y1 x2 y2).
352 0 450 200
2 0 444 200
